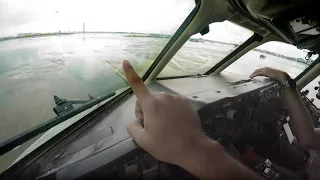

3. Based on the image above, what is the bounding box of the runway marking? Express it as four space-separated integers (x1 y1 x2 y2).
100 59 127 81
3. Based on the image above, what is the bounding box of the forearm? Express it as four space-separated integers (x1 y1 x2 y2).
177 138 261 179
250 67 320 149
283 87 317 149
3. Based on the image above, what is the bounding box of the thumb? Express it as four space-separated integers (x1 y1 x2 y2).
127 120 149 149
249 69 263 78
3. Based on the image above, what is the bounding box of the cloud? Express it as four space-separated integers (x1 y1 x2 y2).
0 0 195 37
0 1 35 28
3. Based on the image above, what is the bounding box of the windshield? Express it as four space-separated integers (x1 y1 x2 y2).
0 0 196 167
158 21 253 77
222 41 319 79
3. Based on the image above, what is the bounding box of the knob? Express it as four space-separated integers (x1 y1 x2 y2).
301 90 309 96
227 109 237 120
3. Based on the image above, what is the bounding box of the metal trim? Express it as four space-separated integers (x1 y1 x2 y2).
295 56 320 82
142 2 201 81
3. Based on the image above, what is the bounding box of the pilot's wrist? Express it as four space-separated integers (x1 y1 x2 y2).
278 72 291 84
176 136 229 179
176 136 261 179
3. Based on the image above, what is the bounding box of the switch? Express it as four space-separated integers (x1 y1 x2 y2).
227 109 237 120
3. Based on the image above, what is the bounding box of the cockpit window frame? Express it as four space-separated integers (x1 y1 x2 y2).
204 33 262 75
0 1 202 159
142 1 201 81
155 33 261 80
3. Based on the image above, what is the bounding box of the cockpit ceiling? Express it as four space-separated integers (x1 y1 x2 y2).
189 0 271 37
240 0 320 52
199 0 320 52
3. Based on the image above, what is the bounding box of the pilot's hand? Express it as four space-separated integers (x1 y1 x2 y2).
250 67 290 83
122 60 261 180
122 60 215 164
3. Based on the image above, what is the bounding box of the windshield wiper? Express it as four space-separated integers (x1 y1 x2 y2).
0 91 116 156
53 95 95 116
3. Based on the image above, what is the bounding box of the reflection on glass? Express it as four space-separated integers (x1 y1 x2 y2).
159 21 254 77
0 0 195 149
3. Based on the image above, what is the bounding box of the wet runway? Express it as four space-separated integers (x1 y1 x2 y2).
0 34 168 143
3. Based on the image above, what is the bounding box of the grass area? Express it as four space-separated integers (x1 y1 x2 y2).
124 34 172 39
123 35 152 38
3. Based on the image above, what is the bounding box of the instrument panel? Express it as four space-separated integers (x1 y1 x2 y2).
92 83 291 180
198 83 287 145
29 82 309 180
79 83 309 180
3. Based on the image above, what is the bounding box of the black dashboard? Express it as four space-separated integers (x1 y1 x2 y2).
2 78 313 180
68 83 308 180
86 83 291 180
41 83 307 180
199 83 286 146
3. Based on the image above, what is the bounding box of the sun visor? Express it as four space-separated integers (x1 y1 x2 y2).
242 0 308 20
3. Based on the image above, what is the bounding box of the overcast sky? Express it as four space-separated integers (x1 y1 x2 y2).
0 0 195 37
193 21 254 44
259 42 308 58
0 0 254 45
0 0 314 59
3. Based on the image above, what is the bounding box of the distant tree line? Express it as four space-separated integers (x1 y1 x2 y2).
0 32 312 65
0 32 173 42
0 32 75 41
